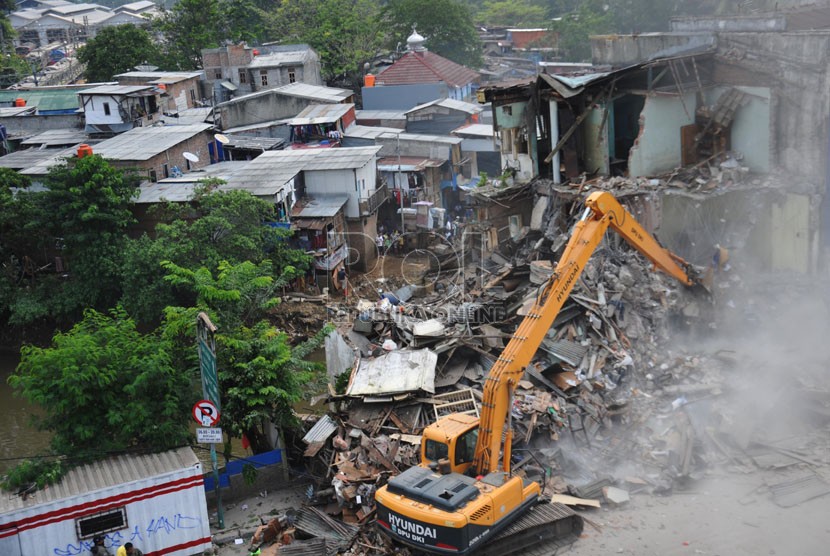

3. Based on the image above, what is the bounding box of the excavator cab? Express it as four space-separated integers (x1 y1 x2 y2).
421 413 480 476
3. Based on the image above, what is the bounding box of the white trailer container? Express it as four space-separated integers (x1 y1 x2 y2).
0 447 211 556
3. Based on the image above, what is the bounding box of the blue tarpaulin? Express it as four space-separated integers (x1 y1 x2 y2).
203 448 283 490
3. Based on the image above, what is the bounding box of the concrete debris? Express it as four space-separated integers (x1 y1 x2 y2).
265 172 830 555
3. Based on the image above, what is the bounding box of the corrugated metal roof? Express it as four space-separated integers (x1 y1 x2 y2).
378 131 463 145
21 128 89 146
288 103 354 126
248 50 312 68
115 71 202 83
138 147 379 202
540 339 589 367
160 107 213 126
355 109 406 121
0 89 80 112
136 162 260 203
344 125 402 140
451 123 494 138
0 447 200 514
293 195 348 218
222 119 288 134
78 85 156 96
250 145 380 172
92 123 212 161
0 147 71 170
302 414 338 444
295 506 358 553
377 156 445 172
346 349 437 396
223 134 284 150
0 106 35 117
405 98 483 116
294 107 350 128
273 82 352 103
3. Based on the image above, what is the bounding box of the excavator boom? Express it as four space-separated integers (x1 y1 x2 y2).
375 191 703 555
472 191 700 475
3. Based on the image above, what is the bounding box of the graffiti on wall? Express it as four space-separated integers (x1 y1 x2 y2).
51 513 202 556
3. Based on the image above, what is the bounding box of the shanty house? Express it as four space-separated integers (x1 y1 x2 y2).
0 447 211 556
375 132 463 209
404 98 482 135
114 71 205 113
287 103 356 148
78 85 161 134
17 124 213 182
217 82 353 133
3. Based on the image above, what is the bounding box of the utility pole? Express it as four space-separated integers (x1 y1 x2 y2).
396 132 405 233
197 312 224 530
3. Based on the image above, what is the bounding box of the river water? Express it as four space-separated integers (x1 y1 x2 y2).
0 350 324 475
0 353 53 473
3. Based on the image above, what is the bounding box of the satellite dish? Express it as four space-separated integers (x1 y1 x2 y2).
214 133 230 144
183 152 199 163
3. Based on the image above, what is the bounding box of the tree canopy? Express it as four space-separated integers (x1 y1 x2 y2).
383 0 483 68
10 307 193 459
265 0 384 84
77 25 163 82
160 259 330 453
155 0 224 69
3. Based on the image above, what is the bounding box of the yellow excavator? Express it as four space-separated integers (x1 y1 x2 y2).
375 191 706 555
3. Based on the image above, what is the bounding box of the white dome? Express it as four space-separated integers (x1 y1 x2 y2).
407 29 426 51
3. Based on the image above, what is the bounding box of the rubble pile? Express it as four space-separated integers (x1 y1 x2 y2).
246 174 830 556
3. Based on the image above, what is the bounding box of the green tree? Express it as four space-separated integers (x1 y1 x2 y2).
77 25 162 82
383 0 483 68
265 0 384 84
9 307 193 459
161 259 330 453
33 155 140 321
222 0 268 44
480 0 548 27
550 1 613 62
157 0 223 69
120 185 311 325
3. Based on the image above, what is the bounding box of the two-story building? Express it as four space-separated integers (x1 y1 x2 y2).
78 85 161 134
217 82 353 136
202 43 323 103
287 103 356 149
114 71 205 113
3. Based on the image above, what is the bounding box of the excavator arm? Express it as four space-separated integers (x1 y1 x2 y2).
471 191 701 475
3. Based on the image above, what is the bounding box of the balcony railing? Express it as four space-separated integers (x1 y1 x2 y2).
359 182 389 215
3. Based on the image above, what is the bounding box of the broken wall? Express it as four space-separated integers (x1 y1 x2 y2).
582 103 610 176
660 189 817 273
713 32 830 184
493 100 537 181
704 86 771 173
628 92 697 177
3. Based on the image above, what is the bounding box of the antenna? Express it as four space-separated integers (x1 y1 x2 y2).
214 133 230 144
183 152 199 163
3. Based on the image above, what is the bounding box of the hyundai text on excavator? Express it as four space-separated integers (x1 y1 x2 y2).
374 191 706 555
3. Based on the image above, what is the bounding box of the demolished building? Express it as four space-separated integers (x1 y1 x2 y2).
213 7 830 555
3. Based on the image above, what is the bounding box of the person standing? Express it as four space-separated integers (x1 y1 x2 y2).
337 266 348 297
116 542 145 556
90 536 112 556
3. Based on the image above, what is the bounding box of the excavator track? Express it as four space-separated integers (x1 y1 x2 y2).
473 502 583 556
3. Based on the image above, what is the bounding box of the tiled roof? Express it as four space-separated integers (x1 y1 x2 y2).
376 51 479 88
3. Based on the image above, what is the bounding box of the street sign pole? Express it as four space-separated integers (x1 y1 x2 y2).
197 312 224 530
